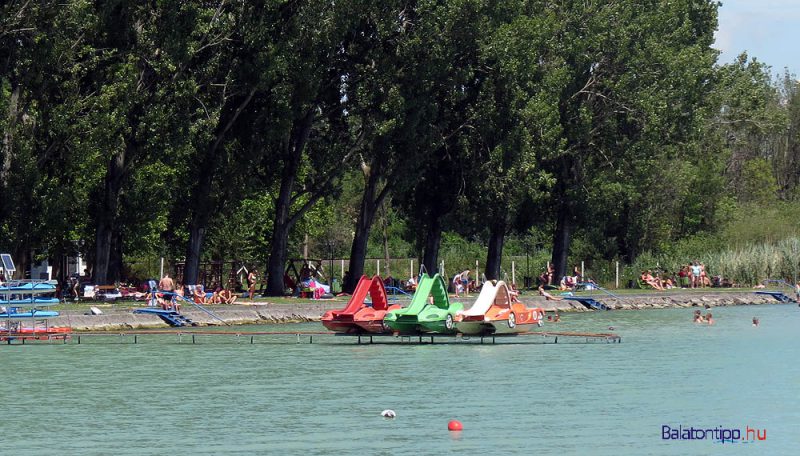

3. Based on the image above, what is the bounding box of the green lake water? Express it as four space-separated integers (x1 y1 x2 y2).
2 304 799 455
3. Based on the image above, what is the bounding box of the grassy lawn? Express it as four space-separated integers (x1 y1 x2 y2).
48 295 351 312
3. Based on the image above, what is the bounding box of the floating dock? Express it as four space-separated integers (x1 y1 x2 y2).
3 330 620 345
132 308 196 327
563 296 610 310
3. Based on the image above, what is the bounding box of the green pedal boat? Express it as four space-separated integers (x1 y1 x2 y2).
383 273 463 334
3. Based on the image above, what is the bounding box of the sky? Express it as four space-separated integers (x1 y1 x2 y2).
714 0 800 76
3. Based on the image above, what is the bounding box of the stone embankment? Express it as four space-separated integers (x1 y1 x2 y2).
61 302 342 331
58 291 792 331
525 291 792 312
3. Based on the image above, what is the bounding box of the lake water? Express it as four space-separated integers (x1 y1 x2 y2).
2 304 798 455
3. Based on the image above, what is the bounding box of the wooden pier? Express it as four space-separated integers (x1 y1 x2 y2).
2 329 621 345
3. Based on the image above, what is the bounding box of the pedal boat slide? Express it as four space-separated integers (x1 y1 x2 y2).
455 280 545 335
383 273 464 334
321 275 400 333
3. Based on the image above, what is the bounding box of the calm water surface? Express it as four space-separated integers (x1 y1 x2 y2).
3 304 799 455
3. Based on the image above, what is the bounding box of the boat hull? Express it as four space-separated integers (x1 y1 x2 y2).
456 318 541 335
321 319 363 333
0 326 72 341
324 307 396 334
418 318 456 334
384 318 421 334
489 322 537 334
0 310 59 318
454 320 493 335
353 319 388 333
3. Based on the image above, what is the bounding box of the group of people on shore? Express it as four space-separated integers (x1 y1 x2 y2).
538 264 584 291
641 261 717 291
153 273 247 309
680 261 712 288
639 270 669 290
189 283 240 305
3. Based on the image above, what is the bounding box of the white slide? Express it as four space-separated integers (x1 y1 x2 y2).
459 281 499 317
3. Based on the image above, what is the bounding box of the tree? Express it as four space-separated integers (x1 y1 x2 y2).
0 1 99 277
463 6 561 280
398 0 493 276
176 2 262 285
79 2 195 284
338 3 441 292
261 1 363 296
711 54 787 202
537 0 719 276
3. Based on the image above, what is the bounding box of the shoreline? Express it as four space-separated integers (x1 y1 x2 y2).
533 290 796 312
54 291 795 331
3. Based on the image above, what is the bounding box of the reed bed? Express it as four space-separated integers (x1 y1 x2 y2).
627 237 800 287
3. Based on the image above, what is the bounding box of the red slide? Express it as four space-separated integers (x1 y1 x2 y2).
321 275 399 333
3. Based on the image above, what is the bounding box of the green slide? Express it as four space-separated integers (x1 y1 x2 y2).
383 273 463 334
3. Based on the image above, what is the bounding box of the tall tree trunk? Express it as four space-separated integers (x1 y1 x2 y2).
184 222 207 285
183 89 256 285
1 84 20 188
265 111 313 296
0 85 20 233
266 219 291 295
12 246 28 280
485 219 506 281
381 206 391 278
51 247 64 287
550 202 573 282
344 158 389 293
345 194 377 292
108 229 123 283
184 168 214 285
422 215 442 275
94 148 127 285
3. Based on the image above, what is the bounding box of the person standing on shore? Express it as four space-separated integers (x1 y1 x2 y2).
795 281 800 303
460 270 471 296
453 270 470 298
452 272 461 297
158 273 175 307
690 262 701 288
247 269 258 301
159 273 174 293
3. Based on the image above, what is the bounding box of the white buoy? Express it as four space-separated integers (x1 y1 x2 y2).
381 409 396 419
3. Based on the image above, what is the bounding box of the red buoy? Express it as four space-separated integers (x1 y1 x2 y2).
448 420 463 431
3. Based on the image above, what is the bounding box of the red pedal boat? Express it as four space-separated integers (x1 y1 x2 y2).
321 275 400 333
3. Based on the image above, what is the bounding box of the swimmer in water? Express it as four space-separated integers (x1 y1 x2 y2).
705 312 714 325
752 317 759 327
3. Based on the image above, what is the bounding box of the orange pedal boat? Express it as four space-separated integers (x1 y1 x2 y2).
455 280 545 334
321 275 400 333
